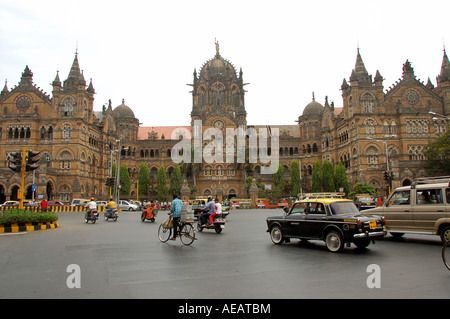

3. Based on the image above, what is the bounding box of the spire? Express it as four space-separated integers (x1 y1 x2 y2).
354 48 368 75
68 52 81 80
87 78 95 94
438 48 450 82
52 70 61 87
64 51 86 88
1 79 9 96
349 48 372 85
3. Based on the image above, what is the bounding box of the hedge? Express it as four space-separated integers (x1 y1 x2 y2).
0 209 59 226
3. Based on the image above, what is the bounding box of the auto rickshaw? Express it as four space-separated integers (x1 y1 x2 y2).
141 203 159 222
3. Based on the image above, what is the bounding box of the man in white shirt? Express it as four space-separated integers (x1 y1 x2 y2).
209 198 222 225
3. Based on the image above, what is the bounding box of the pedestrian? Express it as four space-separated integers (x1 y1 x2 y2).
40 197 48 212
169 194 183 240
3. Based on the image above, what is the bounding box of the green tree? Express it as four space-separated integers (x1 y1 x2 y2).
311 161 322 192
334 162 350 193
290 159 300 196
322 161 335 192
273 163 285 198
349 182 378 199
157 165 168 202
119 165 130 196
138 163 149 197
169 165 182 195
424 130 450 175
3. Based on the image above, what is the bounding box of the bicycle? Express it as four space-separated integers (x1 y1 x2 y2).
442 240 450 271
158 218 196 246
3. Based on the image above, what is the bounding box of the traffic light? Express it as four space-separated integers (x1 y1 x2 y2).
383 171 390 181
8 152 22 172
105 177 115 186
25 150 40 172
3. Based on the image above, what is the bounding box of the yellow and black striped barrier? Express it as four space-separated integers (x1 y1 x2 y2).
0 205 113 213
0 221 60 233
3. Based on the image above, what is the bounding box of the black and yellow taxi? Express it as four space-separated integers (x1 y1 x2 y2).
266 196 386 252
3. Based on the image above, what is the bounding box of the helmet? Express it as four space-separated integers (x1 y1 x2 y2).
91 197 94 201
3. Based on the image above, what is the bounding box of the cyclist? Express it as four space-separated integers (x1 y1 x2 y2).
169 194 183 240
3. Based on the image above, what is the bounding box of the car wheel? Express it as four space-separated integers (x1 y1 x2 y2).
440 226 450 243
270 225 285 245
129 207 133 211
354 239 370 249
325 231 344 252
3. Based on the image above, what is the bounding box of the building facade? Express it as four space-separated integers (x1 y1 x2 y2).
0 45 449 203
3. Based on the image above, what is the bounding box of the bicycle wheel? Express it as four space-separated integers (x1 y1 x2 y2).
158 224 172 243
442 240 450 271
180 223 195 246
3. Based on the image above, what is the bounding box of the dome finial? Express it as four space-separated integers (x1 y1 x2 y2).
312 91 315 101
215 38 220 56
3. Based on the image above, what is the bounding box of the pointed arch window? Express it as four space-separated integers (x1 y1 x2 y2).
361 92 375 113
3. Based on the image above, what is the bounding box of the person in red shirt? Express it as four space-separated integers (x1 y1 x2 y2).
40 198 48 212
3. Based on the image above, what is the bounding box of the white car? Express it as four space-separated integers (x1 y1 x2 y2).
118 200 138 211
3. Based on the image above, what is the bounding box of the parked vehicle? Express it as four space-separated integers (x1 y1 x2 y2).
118 200 138 211
362 176 450 242
353 194 377 211
47 201 67 207
71 198 89 207
266 196 386 252
96 201 108 207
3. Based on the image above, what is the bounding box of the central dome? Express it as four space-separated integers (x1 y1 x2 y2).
199 54 238 80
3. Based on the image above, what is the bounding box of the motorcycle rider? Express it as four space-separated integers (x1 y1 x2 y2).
201 196 215 226
106 197 116 217
85 197 98 219
209 198 222 225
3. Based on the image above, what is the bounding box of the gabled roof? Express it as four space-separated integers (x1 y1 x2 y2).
385 60 442 100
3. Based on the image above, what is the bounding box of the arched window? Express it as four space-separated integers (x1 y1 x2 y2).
361 92 375 113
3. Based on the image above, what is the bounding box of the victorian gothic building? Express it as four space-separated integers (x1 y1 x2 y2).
0 44 449 202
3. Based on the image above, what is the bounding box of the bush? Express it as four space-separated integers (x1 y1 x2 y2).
0 209 59 226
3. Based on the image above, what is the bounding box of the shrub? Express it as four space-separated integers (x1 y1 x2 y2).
0 209 59 226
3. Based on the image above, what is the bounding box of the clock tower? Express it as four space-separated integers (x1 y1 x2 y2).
190 40 247 133
189 40 249 199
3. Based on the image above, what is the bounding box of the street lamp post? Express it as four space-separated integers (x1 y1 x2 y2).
367 136 393 195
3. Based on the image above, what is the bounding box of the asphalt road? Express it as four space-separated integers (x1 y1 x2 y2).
0 208 449 299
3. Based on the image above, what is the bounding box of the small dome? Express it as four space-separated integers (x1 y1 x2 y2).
113 99 135 119
302 97 323 117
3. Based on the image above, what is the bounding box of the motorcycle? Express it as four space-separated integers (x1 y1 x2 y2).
84 210 98 224
141 206 158 222
197 211 226 233
104 208 119 222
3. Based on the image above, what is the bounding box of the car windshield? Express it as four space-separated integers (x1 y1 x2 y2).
329 202 359 215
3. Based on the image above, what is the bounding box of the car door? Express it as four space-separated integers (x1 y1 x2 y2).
412 187 447 233
283 202 308 237
303 202 327 238
382 189 414 232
